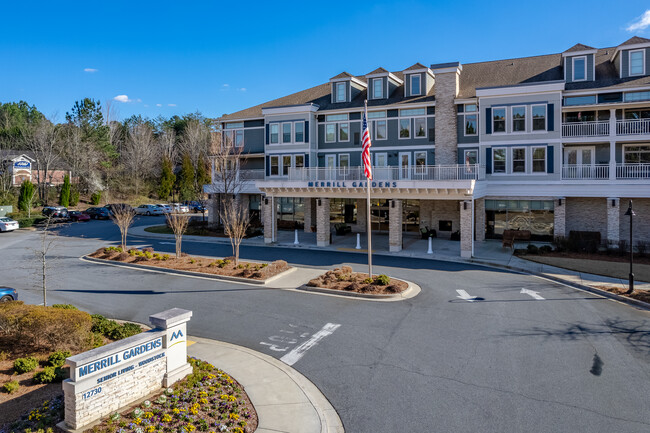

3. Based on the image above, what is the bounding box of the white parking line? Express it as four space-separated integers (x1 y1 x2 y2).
280 323 341 366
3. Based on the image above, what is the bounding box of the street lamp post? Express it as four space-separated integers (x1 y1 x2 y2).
624 200 635 294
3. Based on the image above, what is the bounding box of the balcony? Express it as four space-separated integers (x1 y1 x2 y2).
206 169 265 194
562 121 609 138
561 164 609 180
616 163 650 179
287 164 484 182
616 119 650 136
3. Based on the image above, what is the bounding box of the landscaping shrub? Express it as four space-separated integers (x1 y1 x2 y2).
526 244 539 255
637 240 648 257
14 356 39 374
52 304 78 310
374 274 390 286
553 236 568 252
568 231 600 253
539 245 553 254
90 314 141 340
90 191 102 205
618 239 628 255
3 380 19 394
363 277 373 284
34 366 66 384
47 350 71 367
91 314 119 335
70 188 80 207
107 322 141 340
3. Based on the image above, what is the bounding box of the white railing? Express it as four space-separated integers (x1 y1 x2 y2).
616 163 650 179
561 164 609 179
562 121 609 137
287 164 484 182
212 169 265 184
616 119 650 136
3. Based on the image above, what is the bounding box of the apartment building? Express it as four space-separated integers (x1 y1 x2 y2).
205 36 650 257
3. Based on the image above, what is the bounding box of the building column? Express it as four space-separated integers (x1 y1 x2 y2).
263 196 276 244
460 200 472 258
554 198 566 239
475 198 485 242
303 198 313 232
389 199 402 252
316 198 330 247
207 194 219 227
607 197 620 243
609 108 617 180
356 199 367 232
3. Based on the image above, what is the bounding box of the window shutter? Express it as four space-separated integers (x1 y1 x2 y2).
304 121 309 143
486 148 492 174
305 154 309 167
265 156 270 176
547 104 554 131
547 145 554 173
429 128 435 142
354 132 360 145
485 108 492 134
265 124 269 144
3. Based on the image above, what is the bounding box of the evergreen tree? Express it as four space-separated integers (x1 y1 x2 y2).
158 156 176 200
177 154 195 202
195 154 211 192
18 180 35 212
59 174 71 207
70 187 80 207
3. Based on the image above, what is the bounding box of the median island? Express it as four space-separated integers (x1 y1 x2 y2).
307 266 407 295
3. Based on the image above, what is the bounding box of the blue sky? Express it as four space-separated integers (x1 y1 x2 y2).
2 1 650 121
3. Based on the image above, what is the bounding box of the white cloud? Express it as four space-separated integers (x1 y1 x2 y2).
156 103 162 107
136 98 142 103
627 10 650 32
113 94 130 103
144 104 149 107
223 84 230 87
84 68 98 73
168 103 177 107
239 87 247 92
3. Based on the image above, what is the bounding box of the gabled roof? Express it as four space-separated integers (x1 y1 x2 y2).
619 36 650 47
330 72 353 80
564 43 596 53
404 62 427 71
366 67 388 75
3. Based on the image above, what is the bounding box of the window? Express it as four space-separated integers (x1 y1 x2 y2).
572 56 586 81
410 75 421 95
367 111 386 119
624 145 650 163
282 123 292 143
532 105 546 131
415 151 426 173
375 120 387 140
630 50 645 76
465 104 477 112
325 124 336 142
400 108 426 116
414 118 426 138
512 148 526 173
373 78 383 99
282 155 292 176
326 114 348 122
493 148 506 173
564 95 597 106
295 154 304 168
226 122 243 129
294 122 304 143
336 82 346 102
270 124 279 144
339 123 349 141
339 154 349 168
624 91 650 102
624 109 650 120
270 156 279 175
234 130 244 147
465 114 477 135
532 147 546 173
464 150 478 165
330 199 357 224
492 108 506 133
399 119 411 138
512 106 526 132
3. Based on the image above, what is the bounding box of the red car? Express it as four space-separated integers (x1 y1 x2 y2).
69 211 91 222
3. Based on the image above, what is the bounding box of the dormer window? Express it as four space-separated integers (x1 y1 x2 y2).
372 78 383 99
630 50 645 76
410 75 421 96
572 56 586 81
336 83 346 102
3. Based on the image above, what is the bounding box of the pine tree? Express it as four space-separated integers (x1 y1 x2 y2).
158 156 176 200
195 154 211 193
59 174 71 207
177 154 195 202
18 180 35 212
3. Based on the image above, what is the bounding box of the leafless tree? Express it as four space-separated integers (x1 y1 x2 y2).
33 215 57 307
157 127 177 163
210 129 246 226
60 123 103 192
110 205 136 251
219 196 250 266
179 118 210 167
165 212 190 258
24 118 61 203
123 121 156 196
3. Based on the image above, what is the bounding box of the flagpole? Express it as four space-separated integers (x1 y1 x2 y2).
364 100 373 279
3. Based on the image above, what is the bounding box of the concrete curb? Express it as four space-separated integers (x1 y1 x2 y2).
296 279 421 302
188 336 344 433
80 255 296 286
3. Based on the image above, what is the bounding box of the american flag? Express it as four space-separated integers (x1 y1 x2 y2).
361 112 373 180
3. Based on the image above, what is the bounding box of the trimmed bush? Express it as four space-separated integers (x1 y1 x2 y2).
14 356 39 374
47 350 71 367
526 244 539 255
91 314 141 340
374 274 390 286
52 304 78 310
107 322 142 340
3 380 19 394
539 245 553 254
34 366 66 384
90 191 102 205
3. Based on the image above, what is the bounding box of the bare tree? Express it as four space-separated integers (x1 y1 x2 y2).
33 216 57 306
210 129 246 226
157 127 177 163
179 118 210 167
24 118 61 203
60 123 103 192
165 212 190 258
123 121 156 196
110 205 136 251
219 196 250 266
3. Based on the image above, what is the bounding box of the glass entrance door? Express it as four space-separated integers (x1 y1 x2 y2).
399 152 411 180
563 147 595 178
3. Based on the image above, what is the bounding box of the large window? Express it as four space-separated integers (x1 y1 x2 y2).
282 155 292 176
270 155 279 175
485 200 554 241
339 154 349 168
374 120 387 140
493 148 506 173
410 74 421 95
572 56 586 81
464 149 478 165
415 151 426 173
339 123 349 141
373 78 383 99
414 118 426 138
295 154 304 168
224 129 244 147
400 108 426 116
630 50 645 76
492 108 506 133
465 113 477 135
624 91 650 102
336 82 346 102
325 124 336 142
532 105 546 131
330 199 357 224
282 123 292 143
564 95 597 106
512 106 526 132
512 147 526 173
399 119 411 138
624 145 650 163
294 122 304 143
532 147 546 173
270 124 279 144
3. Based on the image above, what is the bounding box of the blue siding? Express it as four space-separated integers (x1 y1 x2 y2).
304 120 309 143
485 108 492 134
547 145 554 173
485 148 492 174
547 104 554 131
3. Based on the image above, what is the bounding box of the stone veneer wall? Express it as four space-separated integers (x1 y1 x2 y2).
566 198 607 240
619 198 650 244
460 201 472 257
420 200 461 239
389 200 403 252
554 198 566 239
356 199 367 232
431 71 459 165
317 198 330 246
606 198 620 243
475 198 485 241
303 198 313 232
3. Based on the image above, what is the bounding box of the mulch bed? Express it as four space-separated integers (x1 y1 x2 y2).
89 247 290 280
307 266 408 295
593 285 650 304
516 250 650 265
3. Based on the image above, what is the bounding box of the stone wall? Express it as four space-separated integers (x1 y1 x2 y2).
460 200 472 258
475 198 485 241
317 198 330 246
431 71 459 165
554 198 566 239
606 198 620 243
389 200 402 252
420 200 460 239
262 197 276 243
619 198 650 244
566 197 607 240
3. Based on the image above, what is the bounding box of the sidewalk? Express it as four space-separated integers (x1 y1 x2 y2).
187 337 344 433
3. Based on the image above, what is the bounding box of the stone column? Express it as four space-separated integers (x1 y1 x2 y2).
303 198 313 232
149 308 193 387
389 199 403 252
607 197 620 243
317 198 330 247
207 194 219 227
460 200 472 258
475 198 485 242
356 199 367 232
554 198 566 239
431 63 462 165
263 196 276 244
609 108 617 180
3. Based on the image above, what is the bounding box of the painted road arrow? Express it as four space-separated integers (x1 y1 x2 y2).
456 290 481 302
520 288 545 300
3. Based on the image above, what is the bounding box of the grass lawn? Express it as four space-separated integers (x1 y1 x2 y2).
144 225 174 234
521 255 650 282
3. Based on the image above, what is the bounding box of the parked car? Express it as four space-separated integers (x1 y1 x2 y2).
156 204 173 214
172 203 190 213
135 204 164 216
0 217 19 232
105 203 134 215
85 207 111 220
184 201 206 213
0 287 18 302
42 206 69 219
69 211 91 222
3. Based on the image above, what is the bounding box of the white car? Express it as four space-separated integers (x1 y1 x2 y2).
134 204 164 216
156 204 173 214
172 203 190 213
0 217 19 232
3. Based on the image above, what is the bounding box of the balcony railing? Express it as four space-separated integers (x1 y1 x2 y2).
562 121 609 137
287 164 484 182
617 163 650 179
616 119 650 136
561 164 609 179
212 169 265 183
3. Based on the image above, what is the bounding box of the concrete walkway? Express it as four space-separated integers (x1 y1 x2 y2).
188 337 344 433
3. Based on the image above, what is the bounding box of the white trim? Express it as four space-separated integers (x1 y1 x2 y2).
372 78 383 99
563 145 595 166
404 67 434 78
462 112 478 136
511 105 527 133
454 98 478 105
281 122 293 144
410 74 422 96
338 153 350 168
491 107 507 134
629 49 646 76
531 104 547 132
531 146 547 174
571 56 587 82
511 146 527 174
325 154 336 169
329 76 367 88
398 118 411 140
262 104 319 115
476 81 565 97
413 117 427 139
281 154 293 176
414 150 427 173
338 122 350 142
269 123 279 144
317 144 436 153
335 82 347 103
622 143 650 163
324 123 337 143
561 49 597 57
398 152 412 179
464 149 479 165
492 147 508 174
373 119 388 141
373 152 388 167
269 155 280 176
616 42 650 51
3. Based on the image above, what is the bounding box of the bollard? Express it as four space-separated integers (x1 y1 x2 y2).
294 229 299 245
355 233 361 249
427 236 433 254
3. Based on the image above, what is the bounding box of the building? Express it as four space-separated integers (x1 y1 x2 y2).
1 150 73 187
205 36 650 257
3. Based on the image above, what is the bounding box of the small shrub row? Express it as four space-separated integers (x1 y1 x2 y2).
91 314 142 341
33 366 66 384
126 249 170 261
14 356 39 374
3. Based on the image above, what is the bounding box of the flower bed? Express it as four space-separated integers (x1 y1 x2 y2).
307 266 407 295
89 247 290 281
